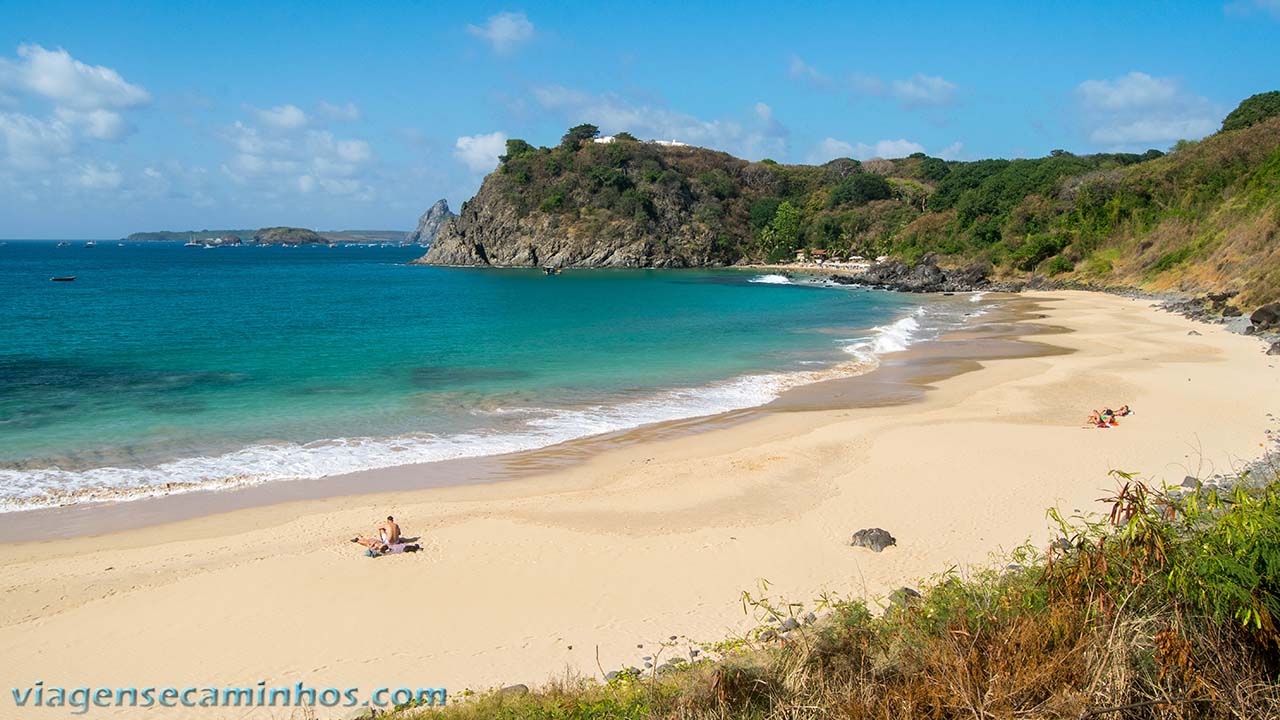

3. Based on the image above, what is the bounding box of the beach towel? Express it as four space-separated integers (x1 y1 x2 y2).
365 542 421 558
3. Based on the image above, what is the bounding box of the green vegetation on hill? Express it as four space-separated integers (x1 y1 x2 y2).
1222 91 1280 133
470 92 1280 304
393 470 1280 719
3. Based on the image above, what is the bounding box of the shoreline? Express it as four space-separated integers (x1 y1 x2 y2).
0 288 972 538
0 291 1276 719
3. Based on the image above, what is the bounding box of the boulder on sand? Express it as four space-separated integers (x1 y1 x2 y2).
850 528 896 552
1251 302 1280 331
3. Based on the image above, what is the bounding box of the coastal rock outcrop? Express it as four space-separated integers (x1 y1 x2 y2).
850 527 897 552
1252 302 1280 331
835 256 993 293
413 145 741 268
407 199 456 246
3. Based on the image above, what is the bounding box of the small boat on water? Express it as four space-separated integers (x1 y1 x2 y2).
543 265 562 275
84 241 96 247
56 241 70 247
50 276 76 282
184 239 201 247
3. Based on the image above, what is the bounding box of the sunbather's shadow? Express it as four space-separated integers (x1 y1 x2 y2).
398 536 420 543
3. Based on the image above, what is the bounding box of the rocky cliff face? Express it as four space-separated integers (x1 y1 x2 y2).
413 140 758 268
415 179 727 267
407 199 455 246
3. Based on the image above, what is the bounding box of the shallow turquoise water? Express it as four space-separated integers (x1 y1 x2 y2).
0 241 930 508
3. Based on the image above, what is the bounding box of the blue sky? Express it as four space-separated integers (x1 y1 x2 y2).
1 0 1278 238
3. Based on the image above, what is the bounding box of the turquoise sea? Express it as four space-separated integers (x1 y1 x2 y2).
0 241 980 511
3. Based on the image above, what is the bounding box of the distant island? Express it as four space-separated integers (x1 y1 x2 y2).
124 228 411 244
418 91 1280 308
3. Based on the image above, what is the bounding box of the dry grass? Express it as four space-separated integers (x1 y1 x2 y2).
391 468 1280 720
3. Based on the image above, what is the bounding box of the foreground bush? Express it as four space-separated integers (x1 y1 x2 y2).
398 467 1280 719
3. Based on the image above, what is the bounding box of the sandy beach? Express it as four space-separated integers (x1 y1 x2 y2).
1 290 1276 719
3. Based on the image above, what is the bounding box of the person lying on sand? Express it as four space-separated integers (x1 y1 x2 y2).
350 533 421 557
1087 409 1117 428
351 536 389 554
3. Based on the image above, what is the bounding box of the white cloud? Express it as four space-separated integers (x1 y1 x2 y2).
890 74 957 107
129 162 215 205
807 137 927 164
788 56 831 89
218 115 377 199
937 142 965 160
0 111 73 169
807 137 854 164
335 138 371 163
224 121 288 156
754 102 789 141
854 138 926 160
1075 72 1218 147
1077 72 1179 112
531 85 787 159
74 162 123 190
467 11 535 54
1089 118 1219 146
0 44 149 170
317 100 361 121
254 104 308 130
1 44 149 110
792 61 955 110
454 131 507 173
55 107 130 141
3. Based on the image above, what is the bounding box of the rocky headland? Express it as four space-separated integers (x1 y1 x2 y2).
413 96 1280 310
407 199 456 246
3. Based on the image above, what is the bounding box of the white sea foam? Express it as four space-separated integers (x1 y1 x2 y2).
749 274 792 284
842 312 923 358
0 358 881 513
0 299 982 514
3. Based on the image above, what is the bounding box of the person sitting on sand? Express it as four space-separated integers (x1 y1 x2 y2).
379 516 401 545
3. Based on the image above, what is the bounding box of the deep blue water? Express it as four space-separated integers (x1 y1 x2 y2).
0 240 934 510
